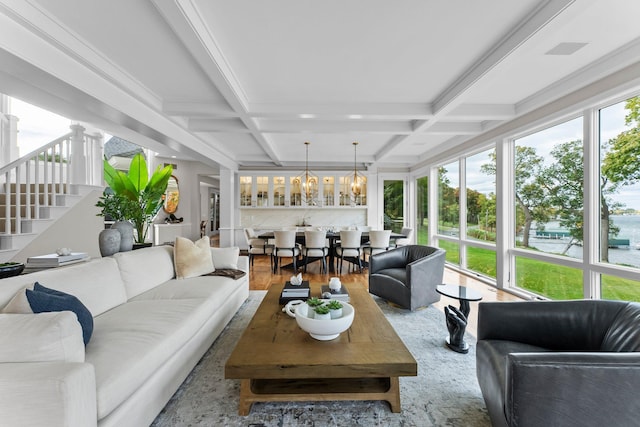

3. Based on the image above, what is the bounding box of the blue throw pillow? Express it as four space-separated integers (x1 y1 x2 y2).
26 282 94 346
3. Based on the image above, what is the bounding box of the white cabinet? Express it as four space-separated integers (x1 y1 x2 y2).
239 172 367 208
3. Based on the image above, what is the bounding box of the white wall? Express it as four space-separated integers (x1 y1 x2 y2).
13 189 104 261
240 208 367 230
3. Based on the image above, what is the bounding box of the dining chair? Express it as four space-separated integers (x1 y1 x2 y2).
244 227 272 269
334 230 363 274
394 227 414 247
362 229 392 265
303 229 329 273
272 230 301 273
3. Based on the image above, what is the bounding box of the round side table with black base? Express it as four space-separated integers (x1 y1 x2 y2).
436 284 483 354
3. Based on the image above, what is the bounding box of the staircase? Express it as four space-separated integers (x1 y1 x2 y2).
0 129 103 263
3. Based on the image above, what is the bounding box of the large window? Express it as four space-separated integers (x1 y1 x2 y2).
438 163 459 237
432 149 497 278
467 149 496 242
383 180 404 233
422 90 640 303
416 176 428 244
599 97 640 269
514 117 583 259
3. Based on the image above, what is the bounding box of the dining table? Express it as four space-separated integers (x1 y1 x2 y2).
257 230 407 273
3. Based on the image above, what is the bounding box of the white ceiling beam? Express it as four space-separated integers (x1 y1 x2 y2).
447 104 516 120
152 0 283 165
188 118 252 132
258 120 413 134
423 122 483 135
163 101 239 118
249 102 433 119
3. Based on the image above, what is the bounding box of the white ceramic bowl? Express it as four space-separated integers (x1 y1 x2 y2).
295 301 355 341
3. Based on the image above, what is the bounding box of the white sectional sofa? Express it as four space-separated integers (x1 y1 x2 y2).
0 245 249 427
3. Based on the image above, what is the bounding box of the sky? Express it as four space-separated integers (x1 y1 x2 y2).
10 98 74 156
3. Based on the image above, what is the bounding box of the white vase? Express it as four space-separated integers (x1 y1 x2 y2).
99 228 121 257
111 221 134 252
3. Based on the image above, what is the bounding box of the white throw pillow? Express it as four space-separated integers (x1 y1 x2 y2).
210 247 240 270
174 236 215 279
1 286 33 313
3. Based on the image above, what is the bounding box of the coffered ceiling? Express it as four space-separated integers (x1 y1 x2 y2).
1 0 639 173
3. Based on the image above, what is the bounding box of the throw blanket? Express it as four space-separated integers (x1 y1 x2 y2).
202 269 246 280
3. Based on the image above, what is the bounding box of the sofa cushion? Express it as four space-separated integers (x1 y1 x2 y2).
174 236 215 279
27 283 93 346
113 245 175 299
0 312 84 363
130 274 243 301
210 247 240 269
87 295 229 419
0 258 127 317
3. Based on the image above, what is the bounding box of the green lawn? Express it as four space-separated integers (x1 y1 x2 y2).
418 224 640 302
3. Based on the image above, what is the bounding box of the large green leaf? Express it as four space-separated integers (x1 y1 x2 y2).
147 164 173 193
128 154 149 193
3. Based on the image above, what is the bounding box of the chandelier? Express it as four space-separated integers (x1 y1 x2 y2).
297 141 318 206
347 141 366 205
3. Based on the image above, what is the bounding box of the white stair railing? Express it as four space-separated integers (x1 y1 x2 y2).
0 129 102 235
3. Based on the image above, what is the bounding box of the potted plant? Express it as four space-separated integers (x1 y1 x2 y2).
306 297 324 308
313 304 331 320
305 297 324 319
100 153 173 246
326 300 343 319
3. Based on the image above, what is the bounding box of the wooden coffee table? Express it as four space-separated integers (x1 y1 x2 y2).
225 283 417 415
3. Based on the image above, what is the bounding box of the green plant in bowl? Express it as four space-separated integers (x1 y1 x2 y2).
313 304 331 320
326 300 343 319
326 300 343 310
306 297 324 307
314 305 330 315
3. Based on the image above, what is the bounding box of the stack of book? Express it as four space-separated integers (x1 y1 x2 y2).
25 252 90 272
320 284 350 302
279 280 310 304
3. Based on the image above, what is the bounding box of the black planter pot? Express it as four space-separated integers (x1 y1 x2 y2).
132 243 153 250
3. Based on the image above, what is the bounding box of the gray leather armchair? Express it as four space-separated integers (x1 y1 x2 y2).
476 300 640 427
368 245 445 311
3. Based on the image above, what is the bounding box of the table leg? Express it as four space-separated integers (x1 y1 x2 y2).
238 379 253 415
328 239 336 273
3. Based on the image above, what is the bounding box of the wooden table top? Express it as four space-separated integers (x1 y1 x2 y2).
225 283 417 380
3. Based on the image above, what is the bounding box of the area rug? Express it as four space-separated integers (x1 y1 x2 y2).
151 291 490 426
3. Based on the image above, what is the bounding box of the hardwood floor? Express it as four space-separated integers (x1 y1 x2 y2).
246 253 523 337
